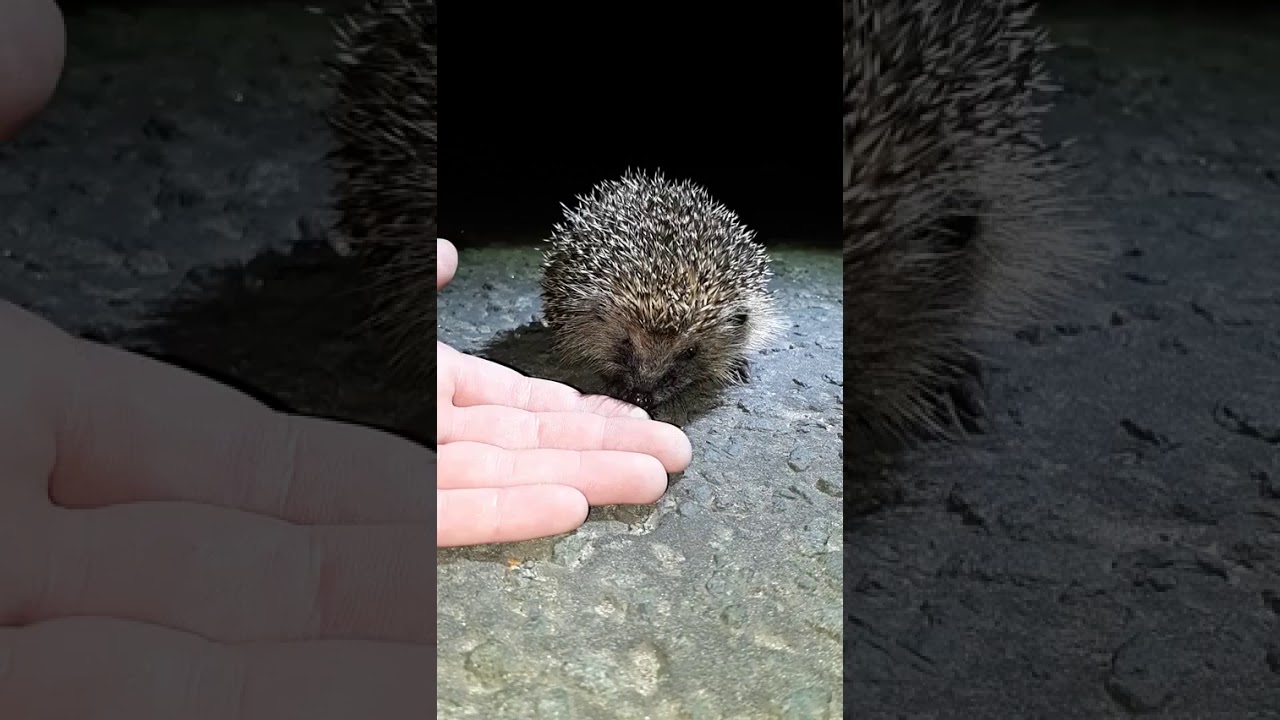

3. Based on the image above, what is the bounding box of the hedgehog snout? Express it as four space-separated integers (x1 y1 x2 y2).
622 389 656 411
601 369 657 411
610 371 680 412
618 368 692 411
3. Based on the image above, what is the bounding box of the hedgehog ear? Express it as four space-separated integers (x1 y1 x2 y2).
728 311 750 329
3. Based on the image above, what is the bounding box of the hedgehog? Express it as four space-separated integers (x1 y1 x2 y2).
540 170 783 415
843 0 1092 448
324 0 437 380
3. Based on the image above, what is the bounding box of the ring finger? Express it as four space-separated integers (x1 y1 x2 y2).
0 617 431 719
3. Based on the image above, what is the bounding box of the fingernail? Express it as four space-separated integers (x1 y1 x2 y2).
628 406 650 419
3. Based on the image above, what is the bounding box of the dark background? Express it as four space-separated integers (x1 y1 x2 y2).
438 2 839 246
3 0 1278 716
435 0 1270 248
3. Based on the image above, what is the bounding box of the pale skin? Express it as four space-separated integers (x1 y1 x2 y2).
0 0 690 715
436 238 691 545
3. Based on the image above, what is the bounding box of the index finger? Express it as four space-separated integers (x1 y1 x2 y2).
441 342 648 418
0 301 432 525
436 238 456 289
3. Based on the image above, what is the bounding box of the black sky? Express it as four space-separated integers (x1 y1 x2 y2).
439 2 840 246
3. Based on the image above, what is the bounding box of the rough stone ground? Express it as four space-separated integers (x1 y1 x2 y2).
846 7 1280 719
435 245 843 719
0 3 338 337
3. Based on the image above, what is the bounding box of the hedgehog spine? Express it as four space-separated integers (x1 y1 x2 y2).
325 0 437 379
540 169 782 412
844 0 1095 445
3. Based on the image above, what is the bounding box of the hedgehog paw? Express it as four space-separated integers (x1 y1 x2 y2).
949 357 989 434
730 359 751 385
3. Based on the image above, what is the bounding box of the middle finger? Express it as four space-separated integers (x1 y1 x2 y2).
442 405 691 473
0 503 432 645
437 441 668 505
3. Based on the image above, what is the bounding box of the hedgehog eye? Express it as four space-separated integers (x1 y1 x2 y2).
936 213 980 250
677 346 698 363
728 312 749 328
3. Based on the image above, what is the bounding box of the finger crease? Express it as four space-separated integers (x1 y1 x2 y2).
274 414 303 518
482 491 503 540
573 452 587 491
303 530 329 636
517 379 534 412
49 337 90 490
229 650 251 720
527 411 546 449
593 417 611 450
497 447 518 486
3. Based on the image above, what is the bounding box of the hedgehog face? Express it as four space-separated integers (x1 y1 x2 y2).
589 309 753 411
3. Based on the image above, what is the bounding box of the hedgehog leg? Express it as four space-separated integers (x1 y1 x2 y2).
730 357 751 385
915 351 988 441
947 352 989 434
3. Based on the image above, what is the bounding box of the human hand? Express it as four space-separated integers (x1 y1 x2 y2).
435 239 693 547
1 3 432 715
0 300 433 717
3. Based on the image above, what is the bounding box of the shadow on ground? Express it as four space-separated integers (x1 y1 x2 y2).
103 238 714 560
95 238 436 446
